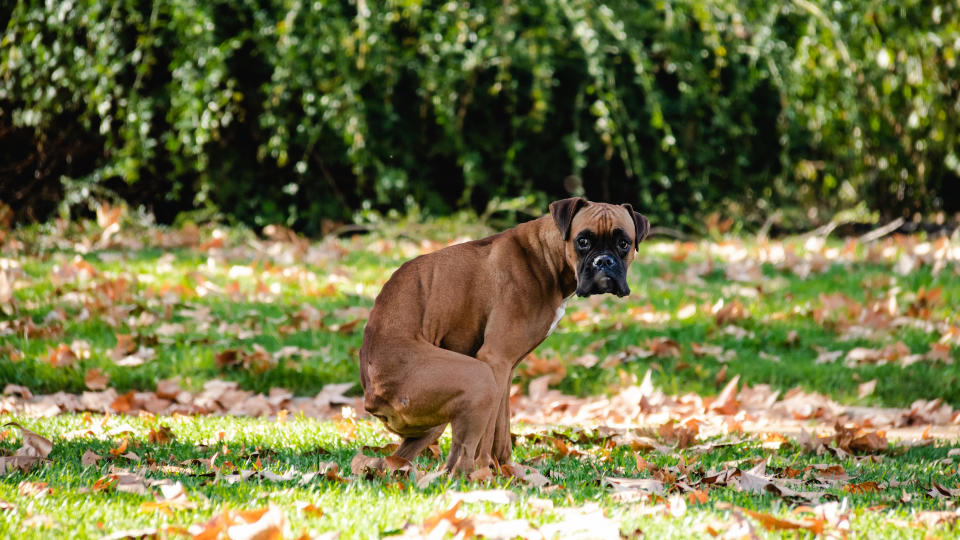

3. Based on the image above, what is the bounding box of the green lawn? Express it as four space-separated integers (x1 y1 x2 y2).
1 215 959 538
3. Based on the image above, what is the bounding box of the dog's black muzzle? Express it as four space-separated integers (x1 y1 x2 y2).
576 252 630 297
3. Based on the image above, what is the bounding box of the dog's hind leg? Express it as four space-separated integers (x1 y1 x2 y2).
365 342 499 474
394 424 446 461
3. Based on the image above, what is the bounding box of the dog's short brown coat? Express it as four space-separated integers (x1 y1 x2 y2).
359 198 649 473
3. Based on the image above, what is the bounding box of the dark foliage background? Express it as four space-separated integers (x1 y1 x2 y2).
2 0 958 233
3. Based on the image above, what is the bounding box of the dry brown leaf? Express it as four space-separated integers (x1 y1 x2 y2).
834 422 888 454
761 432 788 452
712 299 750 325
2 384 33 399
844 342 911 367
844 481 880 494
739 506 824 535
709 375 740 415
646 336 681 358
797 428 834 453
155 378 183 400
81 450 102 467
147 425 176 444
94 470 148 495
857 379 877 398
540 504 621 539
189 505 285 540
18 481 52 497
468 467 494 483
47 343 77 367
349 452 413 479
417 501 474 538
6 422 53 458
657 420 699 449
416 471 446 488
299 461 346 484
84 368 110 391
687 488 709 505
605 476 665 497
215 347 276 373
714 364 728 386
111 333 137 362
927 482 960 498
501 463 552 489
517 353 567 385
109 438 130 457
141 482 197 515
449 489 518 504
361 443 400 455
295 501 324 518
805 464 851 485
0 422 53 474
111 391 136 414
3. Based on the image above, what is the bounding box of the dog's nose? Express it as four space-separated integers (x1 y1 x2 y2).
593 254 615 269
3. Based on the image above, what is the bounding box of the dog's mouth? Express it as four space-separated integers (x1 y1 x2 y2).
575 270 630 298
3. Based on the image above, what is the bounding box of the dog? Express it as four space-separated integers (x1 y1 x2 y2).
359 198 650 473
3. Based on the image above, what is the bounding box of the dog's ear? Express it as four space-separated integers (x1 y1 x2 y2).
550 197 588 241
621 203 650 251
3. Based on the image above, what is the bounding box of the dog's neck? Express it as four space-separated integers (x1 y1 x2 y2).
514 216 578 299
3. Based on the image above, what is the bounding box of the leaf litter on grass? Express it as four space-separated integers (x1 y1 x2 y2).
3 217 960 538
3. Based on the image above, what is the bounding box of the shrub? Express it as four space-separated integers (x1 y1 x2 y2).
1 0 957 232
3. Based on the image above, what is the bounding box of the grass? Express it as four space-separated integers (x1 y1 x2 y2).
1 214 959 537
4 225 958 405
1 414 959 539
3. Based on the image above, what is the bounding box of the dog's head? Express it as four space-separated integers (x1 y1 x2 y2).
550 197 650 298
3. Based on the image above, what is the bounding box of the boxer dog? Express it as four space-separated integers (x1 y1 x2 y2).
359 198 650 474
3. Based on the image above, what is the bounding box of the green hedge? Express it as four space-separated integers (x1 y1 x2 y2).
2 0 958 232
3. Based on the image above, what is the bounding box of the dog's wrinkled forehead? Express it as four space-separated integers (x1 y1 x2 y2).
570 203 634 239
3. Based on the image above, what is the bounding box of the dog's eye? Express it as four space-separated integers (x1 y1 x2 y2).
577 238 590 249
618 239 630 251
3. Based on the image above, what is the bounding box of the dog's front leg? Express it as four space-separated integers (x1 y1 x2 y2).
490 380 514 465
472 355 514 469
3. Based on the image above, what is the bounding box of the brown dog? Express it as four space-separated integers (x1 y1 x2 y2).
359 198 650 473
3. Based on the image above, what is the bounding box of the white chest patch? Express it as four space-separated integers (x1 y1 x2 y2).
547 300 568 336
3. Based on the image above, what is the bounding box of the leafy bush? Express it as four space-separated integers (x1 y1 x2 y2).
1 0 957 232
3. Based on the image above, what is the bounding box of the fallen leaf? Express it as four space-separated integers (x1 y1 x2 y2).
834 422 888 454
81 450 102 467
540 504 621 540
189 505 285 540
147 425 176 444
714 364 728 386
449 489 518 504
94 470 148 495
657 420 699 449
84 368 110 391
844 481 880 494
111 334 137 362
709 375 740 415
18 481 52 497
416 471 446 488
737 506 824 534
349 452 413 479
295 501 324 518
0 422 53 473
501 463 552 489
111 391 136 414
605 477 665 497
140 482 197 515
857 379 877 398
47 343 77 367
